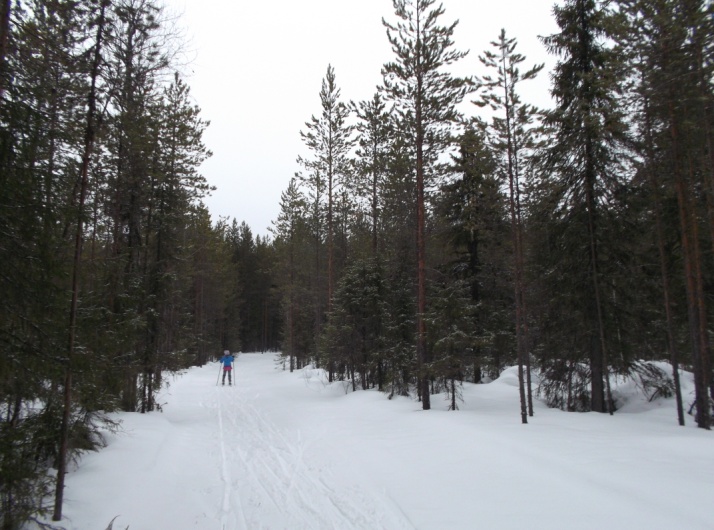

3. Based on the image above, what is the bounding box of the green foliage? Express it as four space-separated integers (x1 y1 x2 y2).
427 278 478 409
0 0 236 524
629 362 675 402
3 0 714 523
0 416 55 529
537 360 593 412
531 0 633 413
321 258 387 390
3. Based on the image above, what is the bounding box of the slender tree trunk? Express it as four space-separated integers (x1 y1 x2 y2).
521 292 534 416
53 2 107 521
515 167 533 418
688 156 712 428
584 132 612 414
451 377 456 411
643 93 685 426
694 44 714 406
508 146 527 424
372 141 379 257
501 49 528 424
289 231 295 372
328 144 334 313
676 163 708 428
671 102 710 430
414 8 430 411
416 78 429 410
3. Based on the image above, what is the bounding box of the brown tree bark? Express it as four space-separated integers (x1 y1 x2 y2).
671 102 711 430
408 5 430 411
53 1 108 521
500 47 528 424
643 94 685 426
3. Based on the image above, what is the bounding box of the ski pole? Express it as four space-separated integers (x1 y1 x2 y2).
216 363 222 386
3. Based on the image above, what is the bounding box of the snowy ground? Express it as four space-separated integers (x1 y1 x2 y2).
56 353 712 530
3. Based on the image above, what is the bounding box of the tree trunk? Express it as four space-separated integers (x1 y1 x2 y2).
53 1 108 521
672 111 710 430
501 48 528 424
643 93 685 426
584 131 611 414
415 8 430 411
289 231 295 372
416 94 429 410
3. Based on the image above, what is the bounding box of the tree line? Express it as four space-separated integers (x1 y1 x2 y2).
271 0 713 430
0 0 280 527
1 0 713 528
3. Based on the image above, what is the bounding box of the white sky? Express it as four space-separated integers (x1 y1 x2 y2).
162 0 561 237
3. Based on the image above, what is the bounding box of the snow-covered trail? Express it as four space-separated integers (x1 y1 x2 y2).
61 354 414 530
60 353 713 530
210 356 413 530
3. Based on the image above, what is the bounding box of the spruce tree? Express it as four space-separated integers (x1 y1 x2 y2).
271 178 310 371
438 125 510 384
535 0 629 413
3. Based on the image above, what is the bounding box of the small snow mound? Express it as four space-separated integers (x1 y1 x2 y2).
297 366 353 396
491 366 540 387
493 366 521 387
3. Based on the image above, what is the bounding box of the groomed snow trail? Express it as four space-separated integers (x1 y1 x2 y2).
61 353 714 530
210 355 414 530
64 353 413 530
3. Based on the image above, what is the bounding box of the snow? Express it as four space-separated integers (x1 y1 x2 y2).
55 353 712 530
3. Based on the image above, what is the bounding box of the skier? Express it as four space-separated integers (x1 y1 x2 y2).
220 350 234 386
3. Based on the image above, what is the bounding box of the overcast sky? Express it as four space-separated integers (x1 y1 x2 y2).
162 0 560 237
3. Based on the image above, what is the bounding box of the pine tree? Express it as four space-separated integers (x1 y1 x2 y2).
98 0 177 413
352 93 392 258
615 0 714 428
382 0 471 409
1 0 222 524
0 0 98 523
298 65 353 312
296 65 354 378
476 29 543 421
54 0 110 520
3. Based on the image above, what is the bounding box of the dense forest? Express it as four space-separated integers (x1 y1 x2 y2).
0 0 712 527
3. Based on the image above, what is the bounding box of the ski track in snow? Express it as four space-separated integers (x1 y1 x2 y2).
209 364 413 530
217 386 247 529
59 354 714 530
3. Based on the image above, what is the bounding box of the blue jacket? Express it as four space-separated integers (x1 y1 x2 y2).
220 355 234 368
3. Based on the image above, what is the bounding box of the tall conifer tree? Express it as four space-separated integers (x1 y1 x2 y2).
616 0 714 428
476 29 543 421
382 0 470 409
297 65 353 377
353 93 392 258
536 0 629 413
